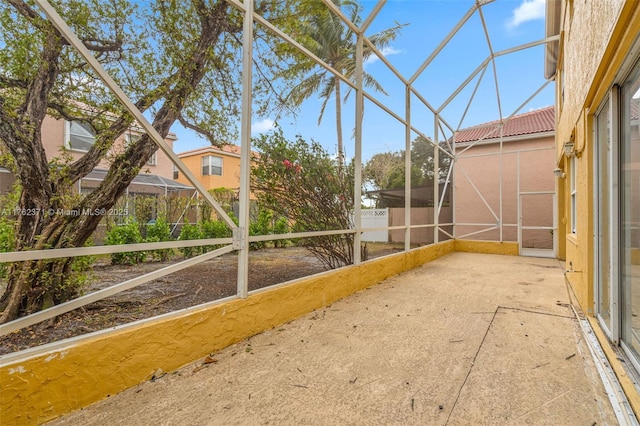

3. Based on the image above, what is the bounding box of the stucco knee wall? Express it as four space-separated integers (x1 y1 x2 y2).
454 239 519 256
1 240 456 425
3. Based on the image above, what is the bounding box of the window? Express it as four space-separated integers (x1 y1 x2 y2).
173 165 179 180
570 158 577 234
126 133 157 165
202 155 222 176
66 120 96 152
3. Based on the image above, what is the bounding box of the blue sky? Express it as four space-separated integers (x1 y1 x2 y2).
171 0 553 160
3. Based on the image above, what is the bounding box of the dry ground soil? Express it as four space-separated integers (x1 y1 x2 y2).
0 244 401 355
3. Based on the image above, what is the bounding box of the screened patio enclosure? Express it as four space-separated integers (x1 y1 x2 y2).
0 0 558 349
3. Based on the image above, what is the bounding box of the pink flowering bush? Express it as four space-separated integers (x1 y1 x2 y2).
252 128 362 268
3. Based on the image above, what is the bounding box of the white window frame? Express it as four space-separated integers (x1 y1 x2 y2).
202 155 223 176
173 164 179 180
65 120 96 152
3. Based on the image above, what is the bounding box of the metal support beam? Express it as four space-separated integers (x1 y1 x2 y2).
321 0 360 34
237 0 254 299
0 245 234 336
438 58 490 114
456 63 489 131
360 0 386 33
404 86 411 251
353 31 364 265
409 3 478 84
434 114 440 244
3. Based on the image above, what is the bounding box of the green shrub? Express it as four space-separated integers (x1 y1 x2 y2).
273 216 290 248
249 210 273 250
201 220 230 239
247 210 290 249
201 219 231 252
0 217 15 278
64 240 97 299
178 220 232 258
145 218 173 261
105 220 146 265
178 222 202 258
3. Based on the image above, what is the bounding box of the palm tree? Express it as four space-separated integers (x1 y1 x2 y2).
283 0 405 168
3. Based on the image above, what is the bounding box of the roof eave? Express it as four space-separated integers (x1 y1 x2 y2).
455 130 555 147
544 0 562 80
177 146 241 159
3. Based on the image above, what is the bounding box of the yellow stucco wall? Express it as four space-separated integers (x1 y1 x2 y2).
175 147 242 191
1 241 461 425
555 0 640 316
454 239 519 256
555 0 640 415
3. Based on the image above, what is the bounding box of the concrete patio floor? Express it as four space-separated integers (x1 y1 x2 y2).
49 252 618 425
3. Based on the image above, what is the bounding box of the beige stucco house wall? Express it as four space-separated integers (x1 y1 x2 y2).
1 115 181 198
453 107 556 253
40 115 177 180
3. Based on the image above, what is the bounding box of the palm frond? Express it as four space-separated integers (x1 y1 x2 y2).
366 22 407 52
286 71 326 107
363 72 387 96
282 0 406 137
317 77 336 124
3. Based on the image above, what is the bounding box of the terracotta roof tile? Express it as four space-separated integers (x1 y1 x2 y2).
453 106 555 144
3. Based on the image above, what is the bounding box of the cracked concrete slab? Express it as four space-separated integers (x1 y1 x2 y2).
48 252 618 425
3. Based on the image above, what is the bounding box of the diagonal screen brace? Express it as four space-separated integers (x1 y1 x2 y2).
34 0 238 230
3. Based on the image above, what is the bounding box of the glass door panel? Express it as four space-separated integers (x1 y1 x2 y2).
621 62 640 361
597 97 612 331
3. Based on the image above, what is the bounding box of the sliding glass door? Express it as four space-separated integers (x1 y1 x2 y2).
621 61 640 362
596 96 613 335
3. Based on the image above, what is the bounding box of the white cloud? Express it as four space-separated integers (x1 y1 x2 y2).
364 46 402 66
506 0 545 29
251 118 275 135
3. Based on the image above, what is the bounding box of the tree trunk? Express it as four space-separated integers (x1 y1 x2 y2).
334 80 344 169
0 0 232 324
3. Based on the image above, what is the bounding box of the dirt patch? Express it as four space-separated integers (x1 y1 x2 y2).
0 244 402 355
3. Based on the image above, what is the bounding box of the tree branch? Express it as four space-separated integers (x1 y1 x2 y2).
0 76 28 89
63 67 180 183
65 0 233 244
6 0 49 32
81 37 123 53
178 114 224 147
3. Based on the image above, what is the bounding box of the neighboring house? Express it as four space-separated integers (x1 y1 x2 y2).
1 115 185 193
0 115 193 233
42 114 178 186
174 144 258 221
548 0 640 408
453 106 556 257
174 145 243 192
